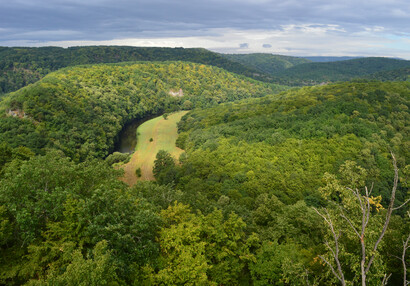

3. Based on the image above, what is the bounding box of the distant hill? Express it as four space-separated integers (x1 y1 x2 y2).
303 56 363 62
221 53 311 74
0 46 266 94
2 47 409 92
273 57 410 85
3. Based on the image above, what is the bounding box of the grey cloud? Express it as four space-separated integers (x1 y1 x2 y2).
0 0 409 59
263 44 272 48
239 43 249 49
2 0 410 39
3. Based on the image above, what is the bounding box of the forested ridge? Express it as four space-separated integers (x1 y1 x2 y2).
365 67 410 82
174 81 409 205
0 61 281 161
0 51 409 285
2 46 410 96
221 53 312 75
273 57 410 86
0 46 266 95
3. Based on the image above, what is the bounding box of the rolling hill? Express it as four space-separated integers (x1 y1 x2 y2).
0 46 266 95
365 66 410 81
174 80 409 206
1 77 408 285
221 53 311 74
303 56 363 62
274 57 410 85
0 61 282 160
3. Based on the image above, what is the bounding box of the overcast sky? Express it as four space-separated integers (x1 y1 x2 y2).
1 0 409 58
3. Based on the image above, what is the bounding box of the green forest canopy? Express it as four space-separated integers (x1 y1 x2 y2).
273 57 410 86
0 61 284 160
0 78 408 285
0 46 265 94
0 46 408 285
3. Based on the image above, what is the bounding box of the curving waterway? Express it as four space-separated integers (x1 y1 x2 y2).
114 115 158 153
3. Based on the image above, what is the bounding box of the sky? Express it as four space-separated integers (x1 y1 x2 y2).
1 0 409 59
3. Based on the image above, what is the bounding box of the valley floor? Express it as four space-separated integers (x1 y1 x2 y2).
121 111 188 185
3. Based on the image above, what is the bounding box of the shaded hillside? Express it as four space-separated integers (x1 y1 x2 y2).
304 56 363 62
0 46 266 94
222 53 311 74
0 61 281 160
274 57 410 86
365 67 410 81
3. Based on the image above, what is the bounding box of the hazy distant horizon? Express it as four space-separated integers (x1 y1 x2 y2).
1 44 407 61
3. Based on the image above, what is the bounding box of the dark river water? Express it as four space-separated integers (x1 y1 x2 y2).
114 115 159 153
114 120 140 153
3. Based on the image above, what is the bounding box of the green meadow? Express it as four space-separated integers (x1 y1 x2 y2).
121 111 188 184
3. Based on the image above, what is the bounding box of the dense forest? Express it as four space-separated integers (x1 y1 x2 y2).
174 81 409 205
365 67 410 82
273 57 410 86
0 46 266 95
222 53 311 75
304 56 363 62
0 47 409 285
2 47 409 96
0 61 281 161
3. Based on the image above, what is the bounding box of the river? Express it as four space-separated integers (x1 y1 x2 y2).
114 115 159 153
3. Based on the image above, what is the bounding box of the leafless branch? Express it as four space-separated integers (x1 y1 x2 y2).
402 234 410 286
340 212 361 239
365 152 399 274
313 207 346 286
368 182 374 197
381 273 392 286
393 198 410 211
318 255 344 285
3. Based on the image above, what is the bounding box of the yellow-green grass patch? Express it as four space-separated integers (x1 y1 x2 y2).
121 111 188 185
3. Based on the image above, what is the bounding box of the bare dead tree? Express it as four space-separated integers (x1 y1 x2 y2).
315 153 409 286
381 273 392 286
391 211 410 286
402 230 410 286
313 208 346 286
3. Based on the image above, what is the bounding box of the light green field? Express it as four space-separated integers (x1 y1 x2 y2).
121 111 188 185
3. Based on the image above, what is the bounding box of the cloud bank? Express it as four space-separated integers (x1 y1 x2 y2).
1 0 409 58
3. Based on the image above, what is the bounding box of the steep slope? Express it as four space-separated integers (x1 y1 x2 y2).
274 57 410 85
222 53 311 74
0 46 265 94
174 81 409 206
303 56 363 62
365 67 410 81
0 61 282 160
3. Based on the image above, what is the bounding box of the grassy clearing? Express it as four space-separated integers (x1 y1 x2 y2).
121 111 188 185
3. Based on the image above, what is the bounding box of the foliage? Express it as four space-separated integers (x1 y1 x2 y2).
153 150 178 185
273 57 410 86
0 54 408 285
0 46 271 95
0 151 160 284
0 61 281 161
144 202 258 285
105 152 130 165
250 241 315 286
135 167 142 177
175 81 409 209
26 241 119 286
223 53 311 75
365 67 410 82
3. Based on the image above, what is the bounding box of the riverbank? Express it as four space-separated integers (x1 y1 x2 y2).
120 111 189 185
